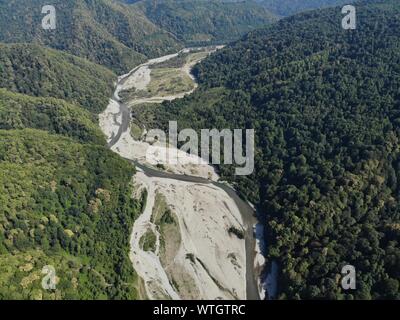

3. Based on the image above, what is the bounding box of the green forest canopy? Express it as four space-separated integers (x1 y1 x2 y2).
0 0 182 73
132 0 277 45
0 29 144 299
0 43 116 113
0 128 141 299
156 0 400 299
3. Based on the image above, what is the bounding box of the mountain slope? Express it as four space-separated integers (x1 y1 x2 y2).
0 89 105 144
0 24 146 299
0 0 182 73
256 0 353 16
0 43 115 113
0 60 144 299
156 0 400 299
132 0 277 45
0 128 141 299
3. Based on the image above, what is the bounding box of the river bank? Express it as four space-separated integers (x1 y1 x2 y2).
100 47 264 300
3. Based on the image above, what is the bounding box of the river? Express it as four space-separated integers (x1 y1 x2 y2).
103 48 263 300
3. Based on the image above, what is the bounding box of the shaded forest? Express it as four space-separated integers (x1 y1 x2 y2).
156 0 400 299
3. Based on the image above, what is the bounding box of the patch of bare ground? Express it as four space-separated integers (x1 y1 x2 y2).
152 193 200 299
147 280 172 300
137 277 149 300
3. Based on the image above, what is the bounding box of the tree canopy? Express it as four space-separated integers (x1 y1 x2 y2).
156 0 400 299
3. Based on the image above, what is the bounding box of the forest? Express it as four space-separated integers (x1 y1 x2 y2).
0 31 144 299
255 0 352 16
0 0 279 73
156 0 400 299
0 129 142 299
0 0 280 301
0 43 115 112
0 0 181 73
132 0 277 45
0 89 105 144
1 0 399 300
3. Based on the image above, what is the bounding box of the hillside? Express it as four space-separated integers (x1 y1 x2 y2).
0 128 141 299
156 0 400 299
0 89 105 144
0 72 144 299
0 44 115 113
256 0 352 16
0 0 182 73
0 26 145 299
132 0 277 45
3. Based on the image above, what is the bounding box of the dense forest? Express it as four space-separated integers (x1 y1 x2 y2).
0 0 181 73
0 89 105 144
255 0 353 16
0 0 279 301
156 0 400 299
0 78 144 299
0 0 278 73
132 0 277 45
0 44 115 113
0 129 141 299
1 0 399 301
0 6 146 297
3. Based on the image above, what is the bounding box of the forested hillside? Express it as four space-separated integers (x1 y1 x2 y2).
0 129 141 299
256 0 352 16
0 78 144 300
0 89 105 144
0 0 181 73
156 0 400 299
0 44 115 113
132 0 277 45
0 5 146 297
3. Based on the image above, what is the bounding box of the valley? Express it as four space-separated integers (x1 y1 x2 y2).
1 0 399 302
100 47 264 300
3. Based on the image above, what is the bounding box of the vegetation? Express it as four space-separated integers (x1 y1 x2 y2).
151 197 185 294
121 68 194 101
151 52 193 69
144 68 194 97
132 0 277 45
0 129 141 299
228 226 244 240
0 89 105 144
0 16 145 298
151 193 169 224
130 122 144 140
156 0 400 299
1 0 399 301
160 209 175 225
129 102 160 132
256 0 353 16
0 0 182 73
0 44 115 112
139 230 157 252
